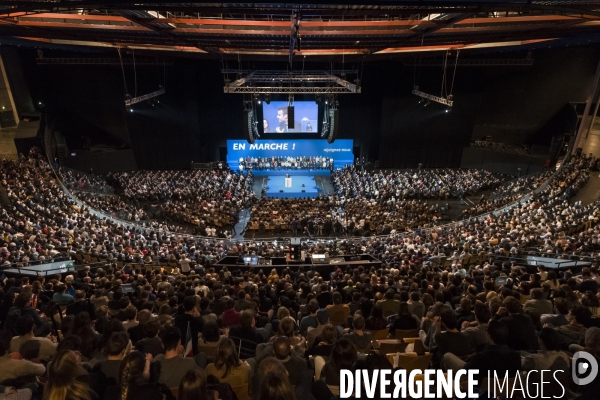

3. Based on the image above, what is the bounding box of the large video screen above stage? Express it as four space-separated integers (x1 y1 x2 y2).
262 101 318 133
227 139 353 171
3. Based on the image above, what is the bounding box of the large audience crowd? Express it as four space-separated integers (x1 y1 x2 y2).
332 168 505 201
2 149 600 399
238 156 334 171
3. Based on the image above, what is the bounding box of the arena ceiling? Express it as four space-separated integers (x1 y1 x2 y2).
2 1 600 59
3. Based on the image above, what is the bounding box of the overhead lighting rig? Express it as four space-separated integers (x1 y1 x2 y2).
223 70 360 94
412 87 453 107
124 86 165 106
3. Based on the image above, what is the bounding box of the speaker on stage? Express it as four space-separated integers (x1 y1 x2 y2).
279 190 284 193
301 190 305 193
288 106 295 129
327 109 339 144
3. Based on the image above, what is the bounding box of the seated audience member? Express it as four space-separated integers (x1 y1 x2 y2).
66 290 93 317
128 309 152 346
0 330 46 383
541 298 570 327
229 310 266 359
342 315 372 351
524 288 553 316
320 339 357 394
135 320 164 357
455 298 475 329
52 284 74 306
522 328 570 371
388 302 419 334
272 337 310 389
221 299 241 328
433 310 475 366
152 327 199 388
10 315 57 362
306 311 330 350
92 331 130 387
299 300 319 336
325 292 350 327
460 302 491 351
551 305 592 350
407 292 426 320
198 322 226 355
8 292 51 337
122 306 140 331
205 338 251 388
71 312 99 360
496 296 540 352
256 369 296 400
43 350 95 400
306 324 337 358
255 357 315 400
443 320 521 387
364 305 387 331
275 316 306 357
200 297 217 325
178 369 212 400
104 351 166 400
376 289 400 318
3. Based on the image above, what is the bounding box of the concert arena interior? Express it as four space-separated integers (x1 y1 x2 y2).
3 1 600 399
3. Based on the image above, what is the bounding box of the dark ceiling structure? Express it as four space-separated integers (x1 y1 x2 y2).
2 1 600 59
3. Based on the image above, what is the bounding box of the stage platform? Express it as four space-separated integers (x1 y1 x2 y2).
265 175 319 198
251 169 331 177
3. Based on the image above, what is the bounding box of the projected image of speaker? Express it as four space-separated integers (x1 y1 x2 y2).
243 109 255 144
287 106 295 129
327 109 339 144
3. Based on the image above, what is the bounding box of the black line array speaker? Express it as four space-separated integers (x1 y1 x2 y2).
288 106 295 129
327 109 339 144
243 109 255 144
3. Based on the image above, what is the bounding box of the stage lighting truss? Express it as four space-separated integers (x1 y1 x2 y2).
125 86 165 106
223 70 360 94
412 89 454 107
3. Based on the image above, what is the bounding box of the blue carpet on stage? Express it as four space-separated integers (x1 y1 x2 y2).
265 176 319 198
252 169 331 176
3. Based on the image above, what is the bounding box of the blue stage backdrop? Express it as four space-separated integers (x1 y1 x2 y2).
227 139 354 170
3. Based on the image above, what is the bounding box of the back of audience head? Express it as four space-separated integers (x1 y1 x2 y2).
257 371 295 400
330 339 357 370
43 350 91 400
119 351 147 400
179 369 210 400
487 320 509 346
215 338 239 378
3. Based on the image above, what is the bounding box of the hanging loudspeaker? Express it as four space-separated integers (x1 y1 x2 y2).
287 106 295 129
327 109 338 144
243 109 255 144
